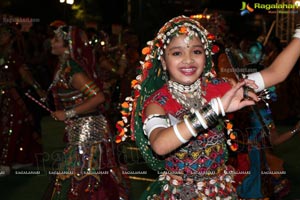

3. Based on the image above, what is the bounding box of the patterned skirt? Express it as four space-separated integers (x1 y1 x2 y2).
50 114 129 200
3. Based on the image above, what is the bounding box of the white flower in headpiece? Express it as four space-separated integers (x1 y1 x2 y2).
147 41 153 46
125 96 133 101
157 34 163 40
122 116 128 123
145 54 152 60
136 74 142 81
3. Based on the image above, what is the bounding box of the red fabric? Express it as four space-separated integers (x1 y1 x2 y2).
204 81 232 101
142 80 232 121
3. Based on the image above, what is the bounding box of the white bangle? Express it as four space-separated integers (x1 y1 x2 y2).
173 123 188 143
143 114 168 138
216 97 225 116
210 98 219 115
293 27 300 39
183 115 197 137
246 72 265 92
194 110 208 129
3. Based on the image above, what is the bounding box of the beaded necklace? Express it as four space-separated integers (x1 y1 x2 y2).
39 61 67 104
47 63 65 92
167 79 206 111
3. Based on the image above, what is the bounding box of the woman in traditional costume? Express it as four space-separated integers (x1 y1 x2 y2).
47 25 128 200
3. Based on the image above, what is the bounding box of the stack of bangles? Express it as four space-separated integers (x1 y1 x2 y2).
174 97 225 143
65 109 77 119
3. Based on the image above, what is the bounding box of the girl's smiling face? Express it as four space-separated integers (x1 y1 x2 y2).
161 35 206 85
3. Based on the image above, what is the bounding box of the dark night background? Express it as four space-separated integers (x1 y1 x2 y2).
0 0 279 44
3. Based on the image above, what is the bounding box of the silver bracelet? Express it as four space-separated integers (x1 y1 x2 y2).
194 110 208 129
65 109 77 119
183 115 197 137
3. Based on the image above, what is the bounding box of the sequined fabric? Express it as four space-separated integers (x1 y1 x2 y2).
49 58 129 199
66 114 107 145
52 114 129 200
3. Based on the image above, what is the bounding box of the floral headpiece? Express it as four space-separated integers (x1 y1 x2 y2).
115 16 219 171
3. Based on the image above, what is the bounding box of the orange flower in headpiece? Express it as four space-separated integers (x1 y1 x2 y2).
226 122 233 130
144 61 153 69
142 47 151 55
121 102 129 109
118 130 125 137
179 26 188 34
229 132 237 140
115 135 122 143
230 143 238 151
131 79 139 88
116 120 126 135
207 33 216 40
